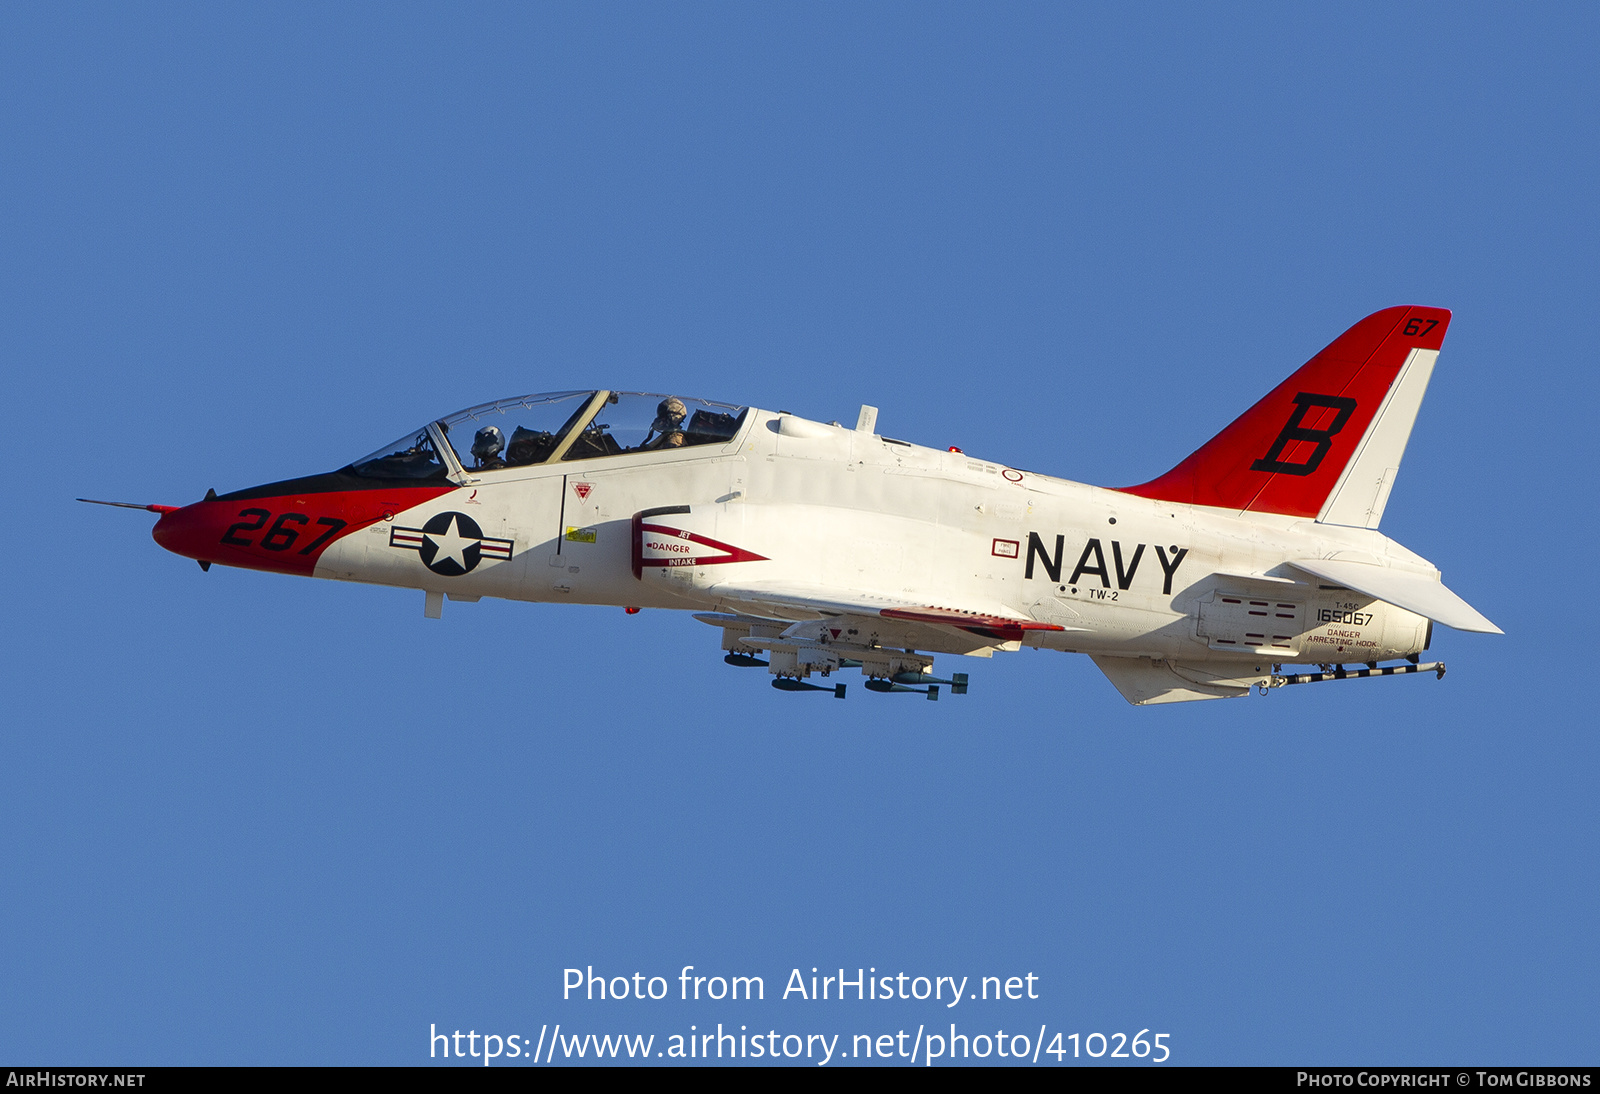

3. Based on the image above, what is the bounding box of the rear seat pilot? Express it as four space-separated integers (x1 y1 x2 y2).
644 397 688 449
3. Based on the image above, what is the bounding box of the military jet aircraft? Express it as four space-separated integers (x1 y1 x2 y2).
86 305 1499 704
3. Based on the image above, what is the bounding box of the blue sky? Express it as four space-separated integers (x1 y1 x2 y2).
2 3 1595 1066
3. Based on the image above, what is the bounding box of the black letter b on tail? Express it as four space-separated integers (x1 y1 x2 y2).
1250 392 1358 476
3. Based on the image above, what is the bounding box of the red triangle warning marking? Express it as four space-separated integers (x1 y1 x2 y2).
573 483 592 499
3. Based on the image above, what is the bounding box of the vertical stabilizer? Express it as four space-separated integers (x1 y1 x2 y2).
1116 306 1451 520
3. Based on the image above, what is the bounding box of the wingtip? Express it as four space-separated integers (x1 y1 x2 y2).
1445 616 1503 635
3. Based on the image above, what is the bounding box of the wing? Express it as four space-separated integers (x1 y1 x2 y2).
701 579 1071 647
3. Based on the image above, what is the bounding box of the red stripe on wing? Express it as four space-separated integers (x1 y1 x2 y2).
880 607 1065 643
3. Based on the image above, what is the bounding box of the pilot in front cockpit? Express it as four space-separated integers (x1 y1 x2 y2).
471 426 506 469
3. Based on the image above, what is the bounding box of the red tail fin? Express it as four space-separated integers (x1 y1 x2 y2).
1116 306 1451 518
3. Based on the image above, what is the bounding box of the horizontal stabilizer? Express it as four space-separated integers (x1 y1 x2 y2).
1286 558 1502 634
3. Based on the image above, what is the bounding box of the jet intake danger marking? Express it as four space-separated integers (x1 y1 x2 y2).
1250 392 1358 476
1024 532 1189 594
635 522 769 572
389 511 513 576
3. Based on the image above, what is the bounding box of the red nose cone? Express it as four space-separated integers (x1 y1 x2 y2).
152 482 456 576
150 508 180 550
152 496 346 576
151 501 256 570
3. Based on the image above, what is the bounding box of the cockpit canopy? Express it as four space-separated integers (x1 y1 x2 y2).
349 391 748 480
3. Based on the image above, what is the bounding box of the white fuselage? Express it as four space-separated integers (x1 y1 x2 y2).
314 408 1432 668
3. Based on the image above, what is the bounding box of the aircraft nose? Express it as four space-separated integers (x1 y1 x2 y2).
148 477 453 577
146 468 460 576
151 501 218 563
151 492 331 575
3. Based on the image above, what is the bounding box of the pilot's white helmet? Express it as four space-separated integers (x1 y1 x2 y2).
471 425 505 461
